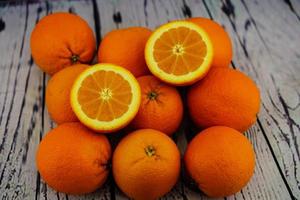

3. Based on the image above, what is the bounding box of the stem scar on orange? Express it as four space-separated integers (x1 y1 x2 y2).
30 12 96 75
112 129 181 200
70 63 141 133
145 21 213 86
130 75 183 135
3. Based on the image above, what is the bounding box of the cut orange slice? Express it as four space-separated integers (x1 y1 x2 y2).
145 21 213 86
71 64 141 133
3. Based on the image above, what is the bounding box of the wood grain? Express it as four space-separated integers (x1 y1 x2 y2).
0 0 298 199
0 2 44 199
142 0 293 199
195 0 300 198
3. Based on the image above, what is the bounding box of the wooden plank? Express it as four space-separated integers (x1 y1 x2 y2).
94 1 185 199
147 0 292 199
281 0 300 21
91 1 128 199
33 1 114 200
94 1 184 199
0 0 297 200
0 1 114 200
195 0 299 198
108 0 292 199
35 2 66 200
239 0 300 196
0 2 44 199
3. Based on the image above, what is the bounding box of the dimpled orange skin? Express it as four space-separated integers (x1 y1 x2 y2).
45 64 89 124
130 75 183 135
187 68 260 132
113 129 181 200
30 12 96 75
187 17 232 68
184 126 255 197
36 123 111 195
98 27 152 77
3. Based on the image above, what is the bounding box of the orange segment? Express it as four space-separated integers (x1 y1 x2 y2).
145 21 213 86
71 64 141 133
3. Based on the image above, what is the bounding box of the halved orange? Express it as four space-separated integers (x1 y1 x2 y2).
145 21 213 86
71 63 141 133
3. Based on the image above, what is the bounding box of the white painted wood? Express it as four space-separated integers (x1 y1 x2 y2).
143 0 293 199
32 1 115 200
0 0 298 199
194 0 299 198
0 2 44 200
282 0 300 21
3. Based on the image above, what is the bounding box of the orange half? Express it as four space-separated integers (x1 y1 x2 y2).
145 21 213 86
71 64 141 133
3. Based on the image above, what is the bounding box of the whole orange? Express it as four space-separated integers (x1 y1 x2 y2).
36 122 111 194
113 129 180 200
46 64 88 124
187 68 260 132
130 75 183 135
187 17 232 68
184 126 255 197
31 12 96 75
98 27 152 77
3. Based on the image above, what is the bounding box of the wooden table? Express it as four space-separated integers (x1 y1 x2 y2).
0 0 299 199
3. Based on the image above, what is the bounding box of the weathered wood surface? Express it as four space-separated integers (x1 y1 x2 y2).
0 0 299 200
196 1 300 199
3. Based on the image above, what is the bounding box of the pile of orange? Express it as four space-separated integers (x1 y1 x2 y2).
31 13 260 198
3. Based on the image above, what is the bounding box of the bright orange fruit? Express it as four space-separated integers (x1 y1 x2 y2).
187 17 233 68
98 27 152 77
145 21 213 86
71 63 141 133
30 12 96 75
113 129 181 200
187 68 260 132
130 75 183 135
184 126 255 197
45 64 88 124
36 122 111 194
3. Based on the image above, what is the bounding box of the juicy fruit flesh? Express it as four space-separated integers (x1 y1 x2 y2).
153 27 207 75
78 71 132 121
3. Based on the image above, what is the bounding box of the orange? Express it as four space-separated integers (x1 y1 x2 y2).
187 17 233 68
36 122 111 194
187 68 260 132
130 75 183 135
145 21 213 86
113 129 180 200
98 27 152 77
184 126 255 197
71 63 141 133
45 64 88 124
31 12 96 75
